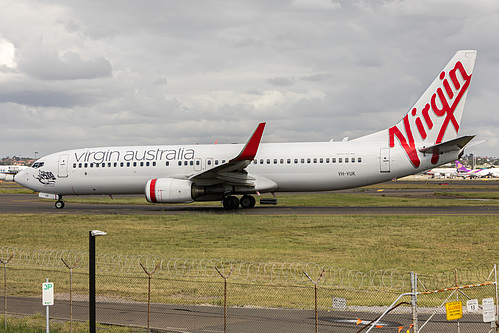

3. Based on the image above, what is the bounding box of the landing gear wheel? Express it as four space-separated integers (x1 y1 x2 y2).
240 195 256 209
55 200 65 209
223 196 239 210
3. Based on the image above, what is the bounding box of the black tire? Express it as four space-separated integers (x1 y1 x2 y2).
240 195 256 209
55 200 65 209
223 196 239 210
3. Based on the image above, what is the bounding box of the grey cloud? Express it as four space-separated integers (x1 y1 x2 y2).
0 90 98 108
301 73 333 82
267 77 295 87
18 47 112 81
2 0 499 158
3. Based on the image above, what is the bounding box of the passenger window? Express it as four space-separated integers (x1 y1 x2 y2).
120 162 124 167
114 162 117 167
273 159 277 164
127 162 131 167
338 158 342 163
267 159 271 164
351 158 355 163
301 158 305 164
287 159 291 164
190 161 194 166
313 158 317 163
332 158 336 163
90 163 94 168
320 158 323 163
146 162 149 167
79 163 82 168
153 162 156 166
326 158 330 163
207 160 212 166
215 160 219 165
358 157 362 163
307 158 311 164
178 161 182 166
196 160 200 165
345 158 348 163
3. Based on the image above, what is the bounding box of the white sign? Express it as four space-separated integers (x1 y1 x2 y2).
482 298 495 323
42 282 54 306
332 297 347 310
467 299 478 313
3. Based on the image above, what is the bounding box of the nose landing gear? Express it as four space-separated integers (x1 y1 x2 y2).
55 197 65 209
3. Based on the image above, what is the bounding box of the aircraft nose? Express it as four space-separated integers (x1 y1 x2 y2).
14 168 31 188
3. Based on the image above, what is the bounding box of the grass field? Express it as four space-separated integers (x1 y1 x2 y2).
0 315 133 332
1 180 498 274
1 214 497 274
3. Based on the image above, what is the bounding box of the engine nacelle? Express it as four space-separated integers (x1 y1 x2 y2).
145 178 195 203
0 174 14 181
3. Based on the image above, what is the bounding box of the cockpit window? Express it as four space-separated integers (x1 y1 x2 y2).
32 162 44 169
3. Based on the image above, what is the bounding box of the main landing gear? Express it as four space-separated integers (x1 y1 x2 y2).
223 195 256 210
55 197 65 209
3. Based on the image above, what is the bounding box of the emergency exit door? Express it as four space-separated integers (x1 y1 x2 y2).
380 148 390 173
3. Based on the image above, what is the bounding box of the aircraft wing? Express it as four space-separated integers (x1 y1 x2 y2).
189 123 266 186
419 135 475 155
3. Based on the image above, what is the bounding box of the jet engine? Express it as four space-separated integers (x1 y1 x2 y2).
145 178 199 203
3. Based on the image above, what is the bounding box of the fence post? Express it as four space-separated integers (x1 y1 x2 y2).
61 256 82 333
410 271 418 333
0 253 13 331
215 266 235 333
304 269 325 333
495 264 498 333
140 261 161 333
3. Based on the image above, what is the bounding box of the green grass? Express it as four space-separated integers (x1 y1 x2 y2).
0 315 135 332
1 214 497 274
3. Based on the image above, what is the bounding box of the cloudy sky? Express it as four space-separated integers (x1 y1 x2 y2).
1 0 498 158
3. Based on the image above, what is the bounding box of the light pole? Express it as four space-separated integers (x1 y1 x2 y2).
89 230 106 333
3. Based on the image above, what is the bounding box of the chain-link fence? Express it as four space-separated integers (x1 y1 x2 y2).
1 247 497 332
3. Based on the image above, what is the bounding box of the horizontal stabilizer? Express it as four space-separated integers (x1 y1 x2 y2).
419 135 475 155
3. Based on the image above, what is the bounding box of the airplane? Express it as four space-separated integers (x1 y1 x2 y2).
0 165 28 181
15 50 477 210
474 167 499 178
455 161 499 178
426 164 457 178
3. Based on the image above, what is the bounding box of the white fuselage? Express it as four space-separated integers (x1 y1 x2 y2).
15 137 459 198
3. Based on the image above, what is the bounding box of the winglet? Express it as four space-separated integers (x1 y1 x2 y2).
233 122 266 161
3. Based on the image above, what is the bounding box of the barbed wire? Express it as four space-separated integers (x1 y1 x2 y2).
416 265 496 291
2 246 493 291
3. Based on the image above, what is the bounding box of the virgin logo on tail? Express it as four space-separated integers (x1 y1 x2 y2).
389 60 472 168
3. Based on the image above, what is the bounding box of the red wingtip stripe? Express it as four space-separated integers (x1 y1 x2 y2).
234 122 266 161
